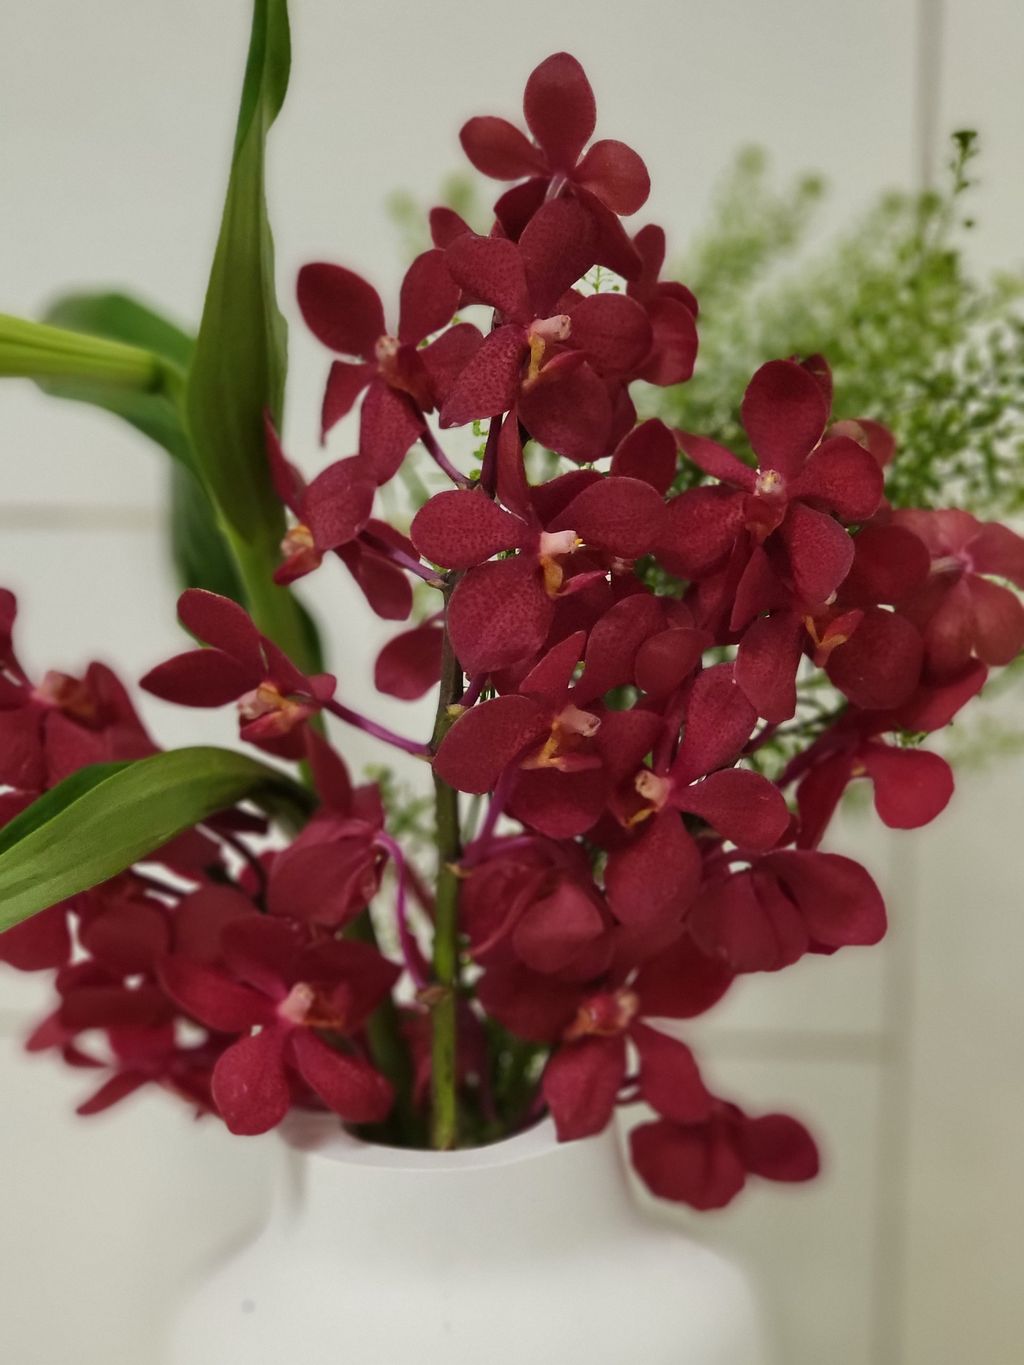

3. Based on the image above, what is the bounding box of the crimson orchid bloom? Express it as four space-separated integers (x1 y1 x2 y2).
689 847 887 974
439 200 652 460
434 631 665 839
297 248 478 475
792 717 954 850
459 52 649 278
736 520 931 722
411 434 666 675
475 934 730 1142
159 916 398 1135
140 590 335 760
264 417 417 620
600 665 790 933
658 359 884 627
625 225 699 386
891 508 1024 677
631 1104 819 1210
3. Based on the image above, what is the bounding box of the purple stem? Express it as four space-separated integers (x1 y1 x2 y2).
462 832 536 870
460 763 519 867
324 697 431 758
420 428 470 488
358 530 443 586
374 833 431 989
479 413 503 498
132 869 188 901
203 824 267 894
544 172 568 202
460 672 486 709
744 722 779 757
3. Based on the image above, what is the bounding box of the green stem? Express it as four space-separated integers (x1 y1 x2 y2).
0 312 172 391
345 909 419 1143
430 582 464 1149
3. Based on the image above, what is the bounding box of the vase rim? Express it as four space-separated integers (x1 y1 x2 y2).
279 1112 577 1172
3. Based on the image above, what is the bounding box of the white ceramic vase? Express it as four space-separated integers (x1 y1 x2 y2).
167 1115 767 1364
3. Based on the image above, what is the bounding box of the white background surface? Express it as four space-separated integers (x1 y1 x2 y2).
1 2 1022 1361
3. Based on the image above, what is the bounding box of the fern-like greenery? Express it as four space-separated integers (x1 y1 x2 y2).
658 133 1024 519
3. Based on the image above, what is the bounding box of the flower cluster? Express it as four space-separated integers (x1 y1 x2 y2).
3 52 1023 1212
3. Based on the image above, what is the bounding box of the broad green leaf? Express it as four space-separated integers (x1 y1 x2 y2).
0 310 182 451
42 291 245 603
39 290 194 466
0 746 313 932
185 0 291 546
169 462 246 601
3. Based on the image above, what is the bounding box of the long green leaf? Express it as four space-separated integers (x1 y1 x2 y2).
42 291 246 603
0 309 182 449
185 0 290 546
0 747 312 931
37 290 194 466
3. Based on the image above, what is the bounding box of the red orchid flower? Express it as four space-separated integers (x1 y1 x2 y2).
736 519 931 722
626 224 699 385
159 916 399 1135
264 417 418 620
688 847 887 974
475 932 730 1142
658 359 885 626
792 719 954 850
459 52 650 278
0 591 156 801
891 508 1024 677
597 665 789 934
411 428 667 675
631 1103 819 1210
460 837 616 981
297 248 479 476
439 201 652 460
434 631 664 839
140 589 336 759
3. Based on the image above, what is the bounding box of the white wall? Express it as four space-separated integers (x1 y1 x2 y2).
1 3 1021 1361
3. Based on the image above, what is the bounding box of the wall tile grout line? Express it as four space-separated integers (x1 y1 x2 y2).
871 841 927 1365
914 0 946 189
865 7 948 1359
0 505 160 532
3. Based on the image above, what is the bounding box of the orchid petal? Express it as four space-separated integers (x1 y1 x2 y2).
297 263 385 360
741 359 830 478
523 52 596 170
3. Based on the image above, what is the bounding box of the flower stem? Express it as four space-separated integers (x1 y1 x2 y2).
420 427 470 488
430 580 464 1149
324 697 431 758
375 833 430 989
359 529 444 586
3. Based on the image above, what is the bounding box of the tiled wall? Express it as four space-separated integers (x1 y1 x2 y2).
1 3 1021 1361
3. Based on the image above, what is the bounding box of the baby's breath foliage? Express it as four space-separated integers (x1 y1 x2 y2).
364 764 435 851
658 133 1024 517
386 173 481 259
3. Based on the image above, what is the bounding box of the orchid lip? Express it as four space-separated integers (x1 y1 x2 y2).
374 334 400 363
754 468 786 498
528 314 572 345
278 982 315 1026
635 770 672 809
538 529 579 559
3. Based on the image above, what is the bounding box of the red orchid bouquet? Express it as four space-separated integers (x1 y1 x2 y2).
2 4 1023 1214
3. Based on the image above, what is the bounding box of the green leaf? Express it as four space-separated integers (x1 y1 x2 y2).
38 291 193 467
169 462 246 601
185 0 291 545
0 309 183 449
42 291 245 603
0 746 313 932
